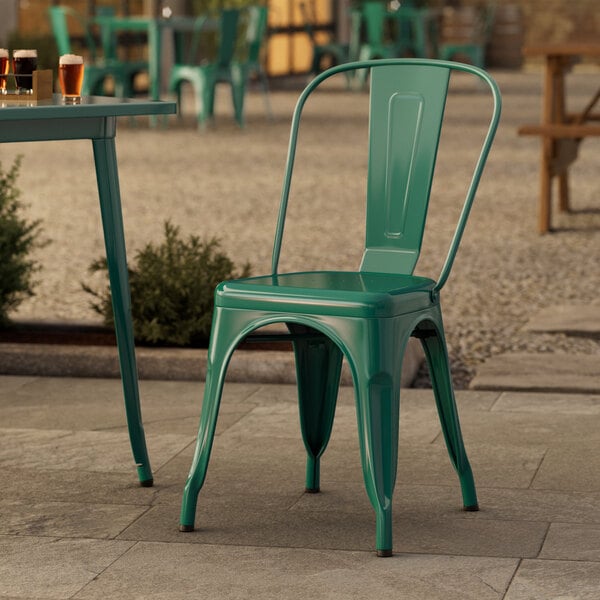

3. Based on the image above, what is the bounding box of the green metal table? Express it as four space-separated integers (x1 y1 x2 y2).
0 95 176 486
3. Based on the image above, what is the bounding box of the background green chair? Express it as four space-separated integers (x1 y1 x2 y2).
48 5 112 95
390 4 439 59
354 2 396 87
178 58 501 557
168 9 242 127
230 6 272 123
47 5 146 97
357 1 396 61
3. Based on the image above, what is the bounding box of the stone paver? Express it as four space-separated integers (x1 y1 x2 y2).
0 337 423 387
2 375 600 598
522 304 600 337
470 353 600 394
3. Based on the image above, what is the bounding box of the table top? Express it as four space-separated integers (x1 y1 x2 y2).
0 94 176 121
523 43 600 58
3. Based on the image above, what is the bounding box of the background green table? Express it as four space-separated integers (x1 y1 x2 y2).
0 95 176 486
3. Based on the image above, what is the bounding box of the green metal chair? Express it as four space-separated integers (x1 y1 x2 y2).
354 2 396 87
357 1 396 61
168 9 242 127
47 5 145 97
48 5 111 95
389 5 439 59
179 59 502 556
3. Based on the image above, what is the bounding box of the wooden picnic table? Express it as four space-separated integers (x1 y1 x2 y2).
517 43 600 233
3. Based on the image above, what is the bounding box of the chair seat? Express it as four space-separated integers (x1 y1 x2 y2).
216 271 436 317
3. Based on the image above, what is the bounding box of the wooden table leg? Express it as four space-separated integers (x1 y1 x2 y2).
554 60 570 213
539 144 552 233
539 57 557 233
558 172 570 212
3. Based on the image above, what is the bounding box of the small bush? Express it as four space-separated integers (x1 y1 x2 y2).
0 156 46 325
83 221 251 347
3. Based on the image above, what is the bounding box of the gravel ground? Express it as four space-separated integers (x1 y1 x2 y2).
1 68 598 388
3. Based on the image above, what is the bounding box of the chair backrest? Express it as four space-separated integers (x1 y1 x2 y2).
174 15 207 65
48 5 97 60
361 1 387 46
216 9 241 68
244 6 268 65
271 59 501 292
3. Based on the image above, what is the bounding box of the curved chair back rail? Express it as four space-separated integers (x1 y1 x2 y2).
179 58 502 556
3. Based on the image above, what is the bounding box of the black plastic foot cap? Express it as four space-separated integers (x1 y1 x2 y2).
179 524 194 532
377 549 393 558
305 487 320 494
464 503 479 512
140 478 154 488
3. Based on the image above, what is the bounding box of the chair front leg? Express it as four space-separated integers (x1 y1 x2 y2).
346 320 405 556
180 309 238 531
354 370 401 556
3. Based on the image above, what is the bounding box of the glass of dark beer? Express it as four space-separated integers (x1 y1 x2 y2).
0 48 8 94
12 49 37 94
58 54 84 104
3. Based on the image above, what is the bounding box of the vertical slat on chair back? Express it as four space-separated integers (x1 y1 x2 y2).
360 63 450 275
48 6 98 61
362 2 387 46
48 7 73 56
217 9 241 68
245 6 268 64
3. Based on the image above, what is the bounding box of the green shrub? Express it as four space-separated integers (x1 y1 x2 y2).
83 221 251 347
0 157 47 325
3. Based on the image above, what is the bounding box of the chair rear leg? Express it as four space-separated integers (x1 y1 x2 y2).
289 325 343 492
418 327 478 510
230 66 246 127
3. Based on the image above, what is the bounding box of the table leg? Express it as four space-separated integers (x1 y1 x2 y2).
148 20 161 102
558 172 570 212
539 61 555 233
553 63 570 213
539 146 552 234
92 134 153 487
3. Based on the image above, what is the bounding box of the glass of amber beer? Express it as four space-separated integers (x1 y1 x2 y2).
0 49 9 94
12 49 37 94
58 54 84 104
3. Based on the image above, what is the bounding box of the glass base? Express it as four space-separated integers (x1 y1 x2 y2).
62 95 81 105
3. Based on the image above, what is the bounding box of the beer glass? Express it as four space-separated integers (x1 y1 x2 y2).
0 48 8 94
12 49 37 94
58 54 84 104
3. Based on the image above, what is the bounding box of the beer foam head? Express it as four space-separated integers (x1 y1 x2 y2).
0 49 8 58
59 54 83 65
13 49 37 58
